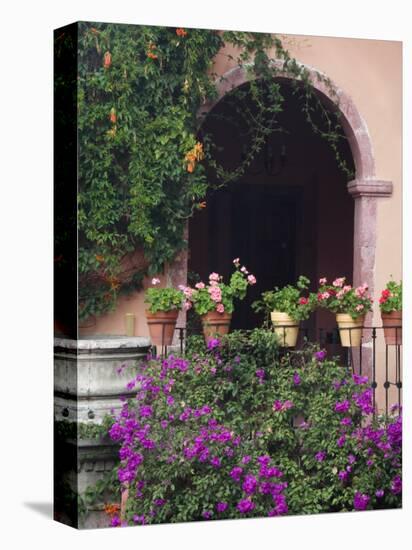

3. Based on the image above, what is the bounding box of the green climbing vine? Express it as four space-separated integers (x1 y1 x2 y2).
55 23 354 321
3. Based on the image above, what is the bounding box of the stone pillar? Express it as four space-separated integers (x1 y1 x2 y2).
347 179 392 377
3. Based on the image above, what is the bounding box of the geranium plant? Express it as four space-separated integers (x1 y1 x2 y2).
379 280 402 313
144 278 184 313
182 259 256 316
252 276 315 321
316 277 373 320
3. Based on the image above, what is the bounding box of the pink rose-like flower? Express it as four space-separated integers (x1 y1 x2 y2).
336 289 345 299
208 285 222 303
355 304 364 311
343 285 352 293
299 297 308 305
195 282 205 290
209 272 220 282
233 258 240 265
152 278 161 285
216 303 225 313
322 291 330 300
333 277 346 288
247 274 256 285
319 277 327 285
240 266 249 274
183 286 194 298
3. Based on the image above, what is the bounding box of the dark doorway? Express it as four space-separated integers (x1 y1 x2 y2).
188 184 302 330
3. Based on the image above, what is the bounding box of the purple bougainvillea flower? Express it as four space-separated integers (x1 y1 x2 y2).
234 355 241 363
166 395 174 406
353 373 369 385
111 515 121 527
268 493 288 516
348 454 356 464
391 475 402 495
256 368 265 382
257 455 271 466
210 456 221 468
154 498 166 507
230 466 243 481
338 470 348 482
337 434 346 447
315 451 326 462
216 501 228 513
202 510 212 520
353 492 370 511
207 338 220 350
335 400 350 413
293 372 301 386
237 498 255 513
341 417 352 426
242 474 258 494
139 405 153 418
375 489 384 498
241 455 252 464
314 350 327 361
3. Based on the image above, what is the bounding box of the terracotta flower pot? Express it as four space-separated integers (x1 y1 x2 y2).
145 309 179 346
336 313 365 347
201 311 232 343
381 310 402 346
271 311 300 347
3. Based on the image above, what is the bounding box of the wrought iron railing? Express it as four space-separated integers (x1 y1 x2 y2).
151 323 402 417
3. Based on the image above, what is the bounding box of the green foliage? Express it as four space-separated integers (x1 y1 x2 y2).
252 275 315 321
379 280 402 313
144 286 184 313
70 23 354 320
55 416 115 440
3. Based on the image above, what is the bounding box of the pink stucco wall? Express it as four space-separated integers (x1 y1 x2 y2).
79 31 402 372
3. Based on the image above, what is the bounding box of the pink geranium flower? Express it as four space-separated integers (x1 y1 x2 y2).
247 274 256 285
209 272 220 282
319 277 327 285
195 282 205 290
333 277 346 287
216 303 225 313
152 278 161 285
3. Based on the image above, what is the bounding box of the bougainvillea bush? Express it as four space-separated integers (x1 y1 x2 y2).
108 330 402 526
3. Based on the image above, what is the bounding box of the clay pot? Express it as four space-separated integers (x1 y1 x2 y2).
145 309 179 346
381 310 402 346
336 313 365 347
201 311 232 343
270 311 300 347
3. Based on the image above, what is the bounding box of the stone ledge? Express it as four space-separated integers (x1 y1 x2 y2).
54 335 151 353
347 179 393 198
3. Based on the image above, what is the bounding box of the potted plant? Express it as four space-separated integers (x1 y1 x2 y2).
144 278 184 346
379 280 402 345
316 277 373 347
252 276 315 347
183 259 257 343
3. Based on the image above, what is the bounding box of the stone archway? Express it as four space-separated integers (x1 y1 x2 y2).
197 61 393 328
